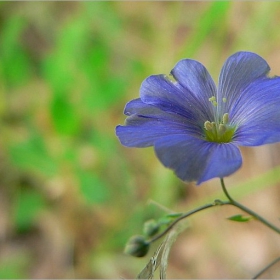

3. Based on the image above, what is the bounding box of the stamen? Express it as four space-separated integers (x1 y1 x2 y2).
209 96 217 107
204 121 213 131
222 97 227 103
203 112 235 143
219 124 227 134
222 113 229 124
211 122 216 130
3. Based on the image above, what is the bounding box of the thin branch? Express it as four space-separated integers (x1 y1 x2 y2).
252 256 280 279
147 199 229 244
220 178 280 235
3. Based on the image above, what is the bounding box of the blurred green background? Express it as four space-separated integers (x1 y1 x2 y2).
1 1 280 278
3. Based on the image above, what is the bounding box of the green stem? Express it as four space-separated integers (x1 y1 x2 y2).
147 199 230 244
148 179 280 244
252 256 280 279
141 179 280 279
220 178 280 235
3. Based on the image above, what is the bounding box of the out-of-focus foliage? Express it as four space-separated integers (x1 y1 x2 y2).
0 2 280 278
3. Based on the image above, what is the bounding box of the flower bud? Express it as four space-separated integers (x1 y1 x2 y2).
143 219 160 237
124 235 149 257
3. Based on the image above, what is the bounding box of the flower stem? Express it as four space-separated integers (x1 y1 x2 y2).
147 199 229 244
145 179 280 264
147 203 213 244
220 178 280 235
252 256 280 279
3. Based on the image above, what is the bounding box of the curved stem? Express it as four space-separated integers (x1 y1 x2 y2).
220 178 280 235
147 199 230 244
252 256 280 279
141 179 280 279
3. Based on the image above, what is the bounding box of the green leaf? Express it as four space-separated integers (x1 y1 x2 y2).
158 213 183 226
227 214 252 223
14 190 46 232
0 16 32 87
78 171 110 204
42 18 89 92
8 132 57 176
50 91 79 135
165 213 183 219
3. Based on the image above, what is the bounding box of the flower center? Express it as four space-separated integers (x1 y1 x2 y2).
204 96 236 143
204 116 235 143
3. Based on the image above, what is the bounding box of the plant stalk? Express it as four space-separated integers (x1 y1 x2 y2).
220 178 280 235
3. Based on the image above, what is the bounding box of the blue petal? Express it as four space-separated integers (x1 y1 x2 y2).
218 51 270 115
140 60 217 125
231 77 280 145
124 98 148 116
116 99 203 147
171 58 217 109
154 135 242 184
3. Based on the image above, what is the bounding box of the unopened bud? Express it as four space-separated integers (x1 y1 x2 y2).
124 235 150 257
143 219 160 237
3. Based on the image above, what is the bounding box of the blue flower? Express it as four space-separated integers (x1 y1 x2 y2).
116 52 280 184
